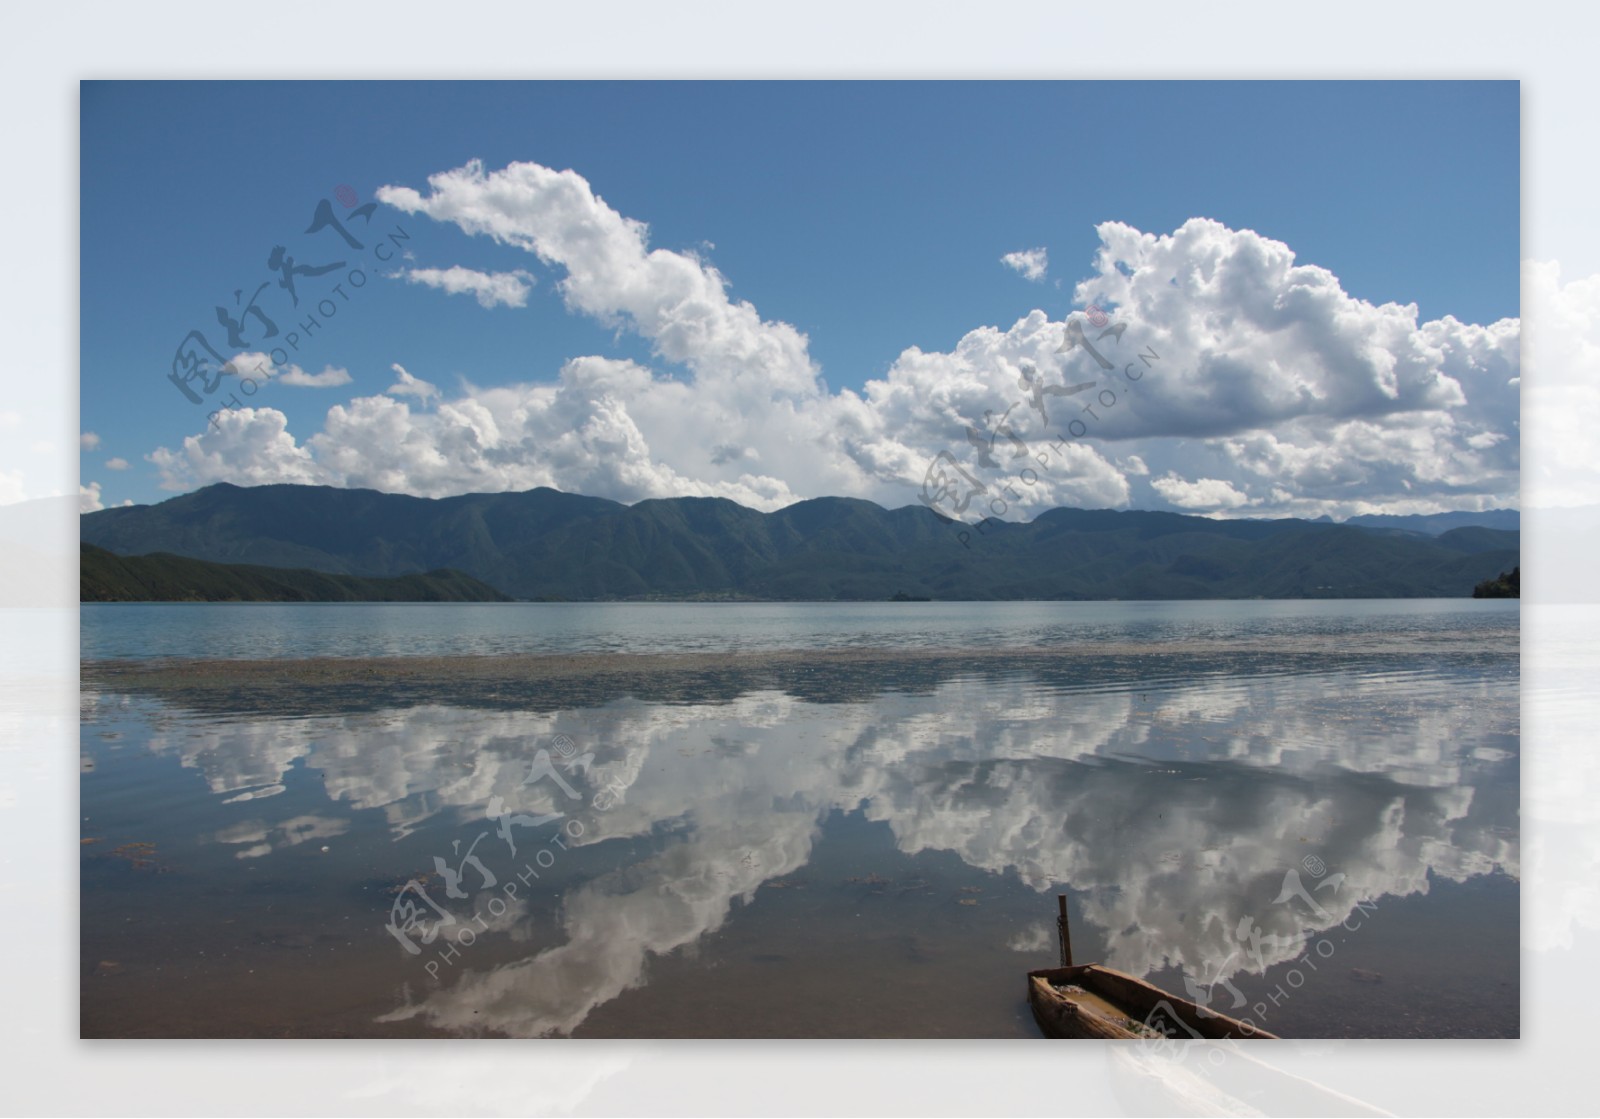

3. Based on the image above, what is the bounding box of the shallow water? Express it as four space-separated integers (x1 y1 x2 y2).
82 597 1515 660
79 601 1519 1038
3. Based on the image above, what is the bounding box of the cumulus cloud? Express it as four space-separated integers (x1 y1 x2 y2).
378 160 827 402
145 161 1518 521
1151 473 1253 511
79 482 103 513
1001 247 1049 282
396 264 536 308
1062 219 1519 518
79 432 99 450
148 407 324 490
105 457 129 471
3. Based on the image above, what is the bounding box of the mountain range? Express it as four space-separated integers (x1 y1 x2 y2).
78 483 1520 602
1330 509 1520 535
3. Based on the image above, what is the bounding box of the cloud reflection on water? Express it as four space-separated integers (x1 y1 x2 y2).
99 657 1517 1037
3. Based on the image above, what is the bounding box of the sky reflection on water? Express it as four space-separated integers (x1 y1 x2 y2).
81 634 1518 1038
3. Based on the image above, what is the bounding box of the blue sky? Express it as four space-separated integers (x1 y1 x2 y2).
79 80 1520 518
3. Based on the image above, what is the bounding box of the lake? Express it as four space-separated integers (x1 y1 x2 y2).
79 599 1520 1038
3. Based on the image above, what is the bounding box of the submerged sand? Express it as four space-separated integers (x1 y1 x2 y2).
81 628 1515 713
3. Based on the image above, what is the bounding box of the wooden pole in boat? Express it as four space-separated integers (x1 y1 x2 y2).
1056 893 1073 967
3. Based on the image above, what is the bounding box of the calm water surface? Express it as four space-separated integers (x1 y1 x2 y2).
82 598 1511 660
80 600 1519 1038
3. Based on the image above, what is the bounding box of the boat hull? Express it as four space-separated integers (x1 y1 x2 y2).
1027 964 1278 1040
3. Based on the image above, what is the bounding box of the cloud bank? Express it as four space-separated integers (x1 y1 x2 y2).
147 159 1520 520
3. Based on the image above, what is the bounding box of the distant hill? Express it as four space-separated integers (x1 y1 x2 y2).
1342 509 1520 535
80 483 1521 601
1472 566 1520 599
80 543 510 602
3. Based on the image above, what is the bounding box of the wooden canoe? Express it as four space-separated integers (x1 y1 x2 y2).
1030 894 1278 1039
1027 963 1277 1039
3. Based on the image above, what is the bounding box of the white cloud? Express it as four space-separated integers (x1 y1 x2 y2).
79 432 99 450
148 407 324 491
223 351 351 389
396 264 537 309
280 365 353 388
1050 218 1519 518
1001 247 1049 282
104 457 128 471
79 482 103 513
1150 472 1253 511
386 363 438 404
146 162 1519 522
378 161 824 400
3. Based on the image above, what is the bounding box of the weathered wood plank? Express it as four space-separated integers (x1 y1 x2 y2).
1026 965 1279 1040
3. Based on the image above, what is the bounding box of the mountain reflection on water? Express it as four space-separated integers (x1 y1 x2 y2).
82 646 1518 1038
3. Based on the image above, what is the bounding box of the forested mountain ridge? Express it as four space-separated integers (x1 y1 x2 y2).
81 483 1520 601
